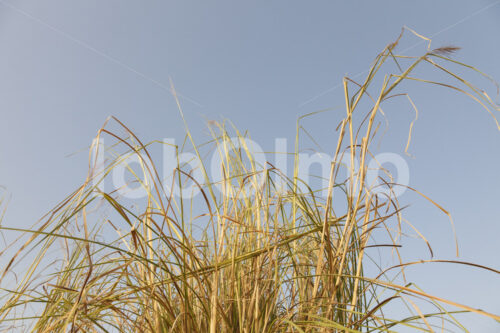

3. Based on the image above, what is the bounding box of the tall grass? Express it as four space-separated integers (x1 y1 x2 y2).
1 29 499 332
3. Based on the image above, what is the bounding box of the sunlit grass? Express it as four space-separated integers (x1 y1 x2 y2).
0 29 499 332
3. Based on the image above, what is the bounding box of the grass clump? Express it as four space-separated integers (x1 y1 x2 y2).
0 29 499 332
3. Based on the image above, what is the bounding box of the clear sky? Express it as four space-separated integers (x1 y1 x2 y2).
0 1 499 331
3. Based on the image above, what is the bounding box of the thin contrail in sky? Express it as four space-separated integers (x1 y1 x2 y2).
0 0 204 108
298 0 500 108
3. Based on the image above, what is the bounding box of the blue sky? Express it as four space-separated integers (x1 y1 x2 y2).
1 1 499 330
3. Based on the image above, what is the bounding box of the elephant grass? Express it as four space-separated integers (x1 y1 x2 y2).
1 29 499 332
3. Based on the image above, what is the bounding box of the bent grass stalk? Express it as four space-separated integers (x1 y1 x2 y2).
1 29 499 332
